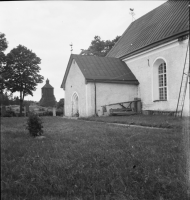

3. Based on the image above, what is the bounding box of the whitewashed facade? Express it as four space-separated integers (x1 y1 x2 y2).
123 39 189 116
64 60 138 117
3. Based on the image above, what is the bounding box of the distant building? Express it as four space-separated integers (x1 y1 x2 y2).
39 79 56 107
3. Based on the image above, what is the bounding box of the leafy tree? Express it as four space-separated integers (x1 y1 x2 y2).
57 98 64 109
11 96 20 105
0 33 9 106
80 35 120 57
0 33 8 52
1 92 10 105
0 32 8 69
4 45 44 116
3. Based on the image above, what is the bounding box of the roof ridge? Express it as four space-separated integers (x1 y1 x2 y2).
131 1 168 24
107 0 189 58
107 1 169 57
61 54 139 89
73 54 121 60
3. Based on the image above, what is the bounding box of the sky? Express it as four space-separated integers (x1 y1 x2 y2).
0 1 165 102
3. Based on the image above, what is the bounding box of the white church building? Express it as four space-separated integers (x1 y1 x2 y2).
61 1 189 117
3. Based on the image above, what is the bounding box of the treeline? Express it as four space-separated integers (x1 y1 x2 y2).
80 35 120 57
1 92 36 106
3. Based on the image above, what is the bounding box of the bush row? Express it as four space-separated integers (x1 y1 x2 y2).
1 110 64 117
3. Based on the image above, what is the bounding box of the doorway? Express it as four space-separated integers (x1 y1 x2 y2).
72 93 79 117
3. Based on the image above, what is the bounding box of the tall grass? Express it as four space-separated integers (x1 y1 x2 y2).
1 117 188 200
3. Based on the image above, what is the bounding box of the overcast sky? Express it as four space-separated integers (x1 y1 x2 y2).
0 1 165 102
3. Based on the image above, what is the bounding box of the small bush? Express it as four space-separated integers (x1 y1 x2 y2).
3 113 12 117
26 112 43 137
2 110 16 117
48 111 53 116
56 110 63 116
43 111 53 116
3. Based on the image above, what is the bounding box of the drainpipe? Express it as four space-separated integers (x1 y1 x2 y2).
94 80 97 116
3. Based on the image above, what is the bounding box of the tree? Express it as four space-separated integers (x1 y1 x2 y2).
4 45 44 116
0 32 8 68
57 98 64 109
1 92 10 106
80 35 120 57
0 33 8 106
12 96 20 105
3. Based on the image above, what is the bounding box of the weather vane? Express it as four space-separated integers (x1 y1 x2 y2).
129 8 135 22
70 43 73 53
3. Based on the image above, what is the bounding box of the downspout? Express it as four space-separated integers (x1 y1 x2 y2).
94 80 97 116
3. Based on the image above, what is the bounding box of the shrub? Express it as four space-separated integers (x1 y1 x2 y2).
48 111 53 116
2 112 12 117
26 112 43 137
56 110 63 116
43 111 53 116
2 110 16 117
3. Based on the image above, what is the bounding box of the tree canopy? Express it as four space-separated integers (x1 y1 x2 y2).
57 98 64 109
0 32 8 70
0 32 8 52
3 45 44 115
80 35 120 57
0 33 9 105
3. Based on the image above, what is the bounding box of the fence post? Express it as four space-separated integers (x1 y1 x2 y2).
53 107 56 117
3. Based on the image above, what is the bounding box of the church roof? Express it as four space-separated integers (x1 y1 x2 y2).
107 1 189 59
61 54 139 89
42 79 53 89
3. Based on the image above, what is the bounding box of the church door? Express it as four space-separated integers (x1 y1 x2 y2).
72 93 79 117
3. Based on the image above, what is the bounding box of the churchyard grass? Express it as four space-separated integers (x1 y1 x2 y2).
80 114 184 129
1 116 189 200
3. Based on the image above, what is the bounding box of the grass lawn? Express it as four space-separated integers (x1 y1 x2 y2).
79 114 185 129
1 116 189 200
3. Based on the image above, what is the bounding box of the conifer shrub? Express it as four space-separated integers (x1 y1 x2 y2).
26 112 43 137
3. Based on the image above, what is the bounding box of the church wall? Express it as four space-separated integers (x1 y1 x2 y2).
64 60 138 117
123 39 189 116
86 82 138 116
64 60 87 117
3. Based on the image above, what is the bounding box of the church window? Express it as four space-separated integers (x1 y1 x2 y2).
158 62 167 100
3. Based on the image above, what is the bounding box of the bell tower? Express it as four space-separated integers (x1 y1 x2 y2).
39 79 56 107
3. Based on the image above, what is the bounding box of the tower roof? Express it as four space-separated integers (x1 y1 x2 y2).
42 79 53 89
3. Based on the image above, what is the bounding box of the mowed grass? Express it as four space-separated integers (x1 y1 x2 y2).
1 116 189 200
80 114 184 129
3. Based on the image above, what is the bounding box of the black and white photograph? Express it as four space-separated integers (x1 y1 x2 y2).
0 1 189 199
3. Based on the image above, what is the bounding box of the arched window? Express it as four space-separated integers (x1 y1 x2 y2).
153 58 167 101
158 62 167 100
